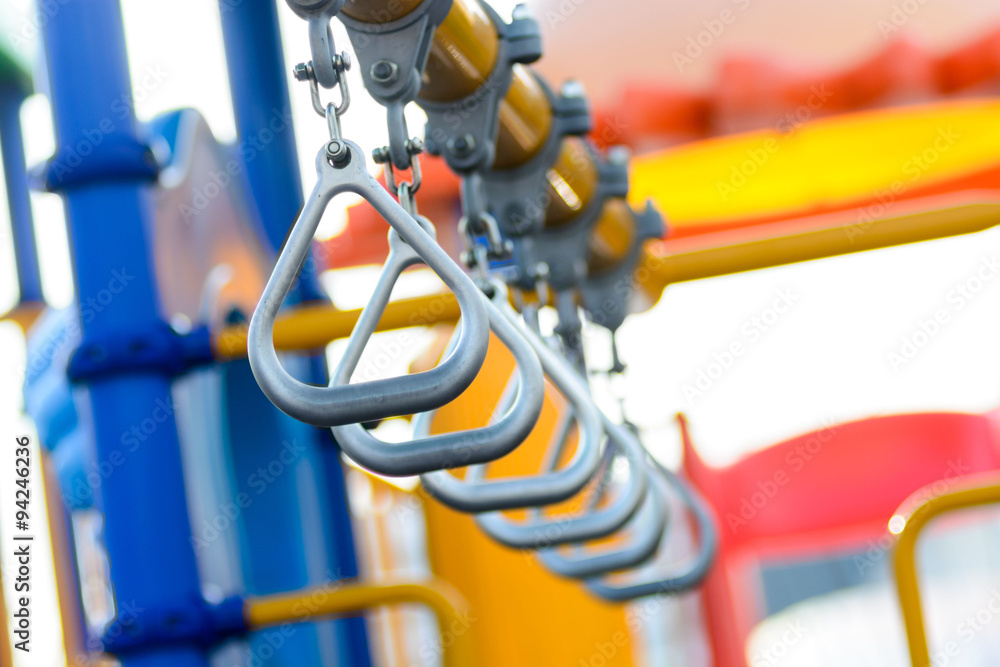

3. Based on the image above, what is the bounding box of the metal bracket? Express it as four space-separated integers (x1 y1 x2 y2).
68 323 213 382
98 595 246 655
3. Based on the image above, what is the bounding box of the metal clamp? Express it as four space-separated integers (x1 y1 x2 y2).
247 140 490 426
508 144 630 292
419 288 602 512
330 280 544 477
340 0 453 107
474 412 649 549
481 75 591 239
586 459 719 601
420 3 542 173
581 200 665 333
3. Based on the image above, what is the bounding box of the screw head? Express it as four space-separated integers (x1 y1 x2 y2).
448 134 476 158
370 59 399 84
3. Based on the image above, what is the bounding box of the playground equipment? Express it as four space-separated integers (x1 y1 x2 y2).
5 0 1000 665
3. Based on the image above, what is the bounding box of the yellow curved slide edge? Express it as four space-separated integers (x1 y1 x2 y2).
631 98 1000 230
244 578 473 667
892 472 1000 667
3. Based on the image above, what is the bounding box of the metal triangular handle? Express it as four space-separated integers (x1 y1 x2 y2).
419 292 603 513
536 458 668 579
330 282 545 477
248 141 490 426
585 459 719 601
474 413 650 549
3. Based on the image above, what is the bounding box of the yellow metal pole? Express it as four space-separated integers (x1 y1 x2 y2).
244 579 474 667
635 200 1000 301
212 292 462 360
892 473 1000 667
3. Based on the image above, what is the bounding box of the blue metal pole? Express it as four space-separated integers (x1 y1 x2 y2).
40 2 208 666
0 82 43 303
218 2 373 665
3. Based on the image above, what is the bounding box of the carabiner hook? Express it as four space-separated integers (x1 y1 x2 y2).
419 287 603 512
330 281 545 477
473 411 650 549
247 140 490 426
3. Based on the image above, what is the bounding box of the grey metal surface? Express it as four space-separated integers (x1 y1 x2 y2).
586 460 719 601
474 413 649 549
537 459 668 579
247 140 490 426
331 282 545 477
419 292 602 512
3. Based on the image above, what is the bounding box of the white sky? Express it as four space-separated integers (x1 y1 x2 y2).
1 1 1000 665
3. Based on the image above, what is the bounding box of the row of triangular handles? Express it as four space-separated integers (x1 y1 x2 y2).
247 140 717 601
247 0 718 602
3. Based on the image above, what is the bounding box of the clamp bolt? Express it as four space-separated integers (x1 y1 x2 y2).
448 134 476 158
370 60 399 84
293 62 313 81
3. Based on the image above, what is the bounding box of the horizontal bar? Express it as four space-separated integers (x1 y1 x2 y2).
244 578 473 667
213 293 462 359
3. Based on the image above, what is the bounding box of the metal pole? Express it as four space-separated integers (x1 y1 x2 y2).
40 1 208 665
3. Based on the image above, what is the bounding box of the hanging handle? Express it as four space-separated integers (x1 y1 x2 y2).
248 141 490 426
419 292 603 512
586 460 719 601
536 458 668 579
474 413 650 549
331 282 545 477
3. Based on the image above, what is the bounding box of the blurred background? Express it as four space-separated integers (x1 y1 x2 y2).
3 0 1000 665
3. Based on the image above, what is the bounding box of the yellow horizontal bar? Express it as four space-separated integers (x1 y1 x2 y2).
0 301 45 332
636 198 1000 299
213 292 462 359
245 579 473 667
893 473 1000 667
630 98 1000 229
